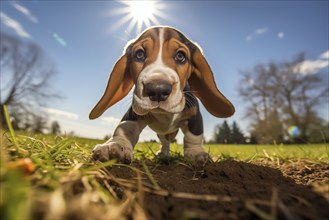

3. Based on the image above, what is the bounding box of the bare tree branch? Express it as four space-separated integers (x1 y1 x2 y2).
0 32 61 128
238 53 328 143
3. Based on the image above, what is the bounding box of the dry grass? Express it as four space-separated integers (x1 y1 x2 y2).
1 106 328 220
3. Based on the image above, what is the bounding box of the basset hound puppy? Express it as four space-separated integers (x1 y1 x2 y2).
89 26 235 164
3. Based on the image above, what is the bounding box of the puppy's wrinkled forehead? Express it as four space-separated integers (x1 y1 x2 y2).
129 27 192 59
138 26 188 42
126 26 196 87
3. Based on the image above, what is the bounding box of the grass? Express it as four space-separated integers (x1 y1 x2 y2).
1 123 328 219
135 142 329 162
1 130 116 219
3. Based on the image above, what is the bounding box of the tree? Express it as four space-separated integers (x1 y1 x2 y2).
213 121 246 144
231 121 245 144
51 121 61 135
251 110 284 144
31 116 48 134
239 53 328 143
213 120 231 143
104 134 112 140
247 133 259 144
0 32 59 128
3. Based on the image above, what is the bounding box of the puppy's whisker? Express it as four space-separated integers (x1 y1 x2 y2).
183 91 198 108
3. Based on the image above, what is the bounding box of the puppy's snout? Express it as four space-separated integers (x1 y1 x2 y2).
144 82 172 102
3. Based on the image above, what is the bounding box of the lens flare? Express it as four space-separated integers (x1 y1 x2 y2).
52 32 67 47
288 125 300 137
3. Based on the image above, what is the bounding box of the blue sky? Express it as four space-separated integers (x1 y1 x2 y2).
1 1 328 142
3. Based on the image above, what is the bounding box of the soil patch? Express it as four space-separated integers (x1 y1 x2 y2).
108 159 329 220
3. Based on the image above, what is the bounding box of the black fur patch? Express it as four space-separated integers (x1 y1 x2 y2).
121 107 139 121
187 102 203 136
183 83 203 135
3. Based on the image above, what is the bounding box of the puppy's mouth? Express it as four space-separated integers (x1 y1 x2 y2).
132 92 185 116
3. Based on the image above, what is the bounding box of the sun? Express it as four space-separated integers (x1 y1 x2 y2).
110 1 167 34
129 1 155 23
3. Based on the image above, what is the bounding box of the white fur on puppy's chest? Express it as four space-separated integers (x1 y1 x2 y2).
148 112 184 135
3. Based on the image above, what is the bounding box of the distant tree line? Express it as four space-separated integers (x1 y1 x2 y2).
9 113 61 135
211 120 247 144
6 108 70 136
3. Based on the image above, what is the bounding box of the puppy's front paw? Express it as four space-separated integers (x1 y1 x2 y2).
184 148 211 165
92 142 133 164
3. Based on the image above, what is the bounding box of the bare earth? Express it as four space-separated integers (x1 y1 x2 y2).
106 159 328 220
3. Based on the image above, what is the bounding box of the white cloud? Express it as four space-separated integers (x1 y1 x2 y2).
42 107 79 120
0 11 31 38
11 2 38 23
278 32 285 39
294 59 329 75
255 27 268 35
246 27 270 41
101 116 121 126
320 50 329 60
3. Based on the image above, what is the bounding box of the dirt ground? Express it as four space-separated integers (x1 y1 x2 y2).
108 159 329 220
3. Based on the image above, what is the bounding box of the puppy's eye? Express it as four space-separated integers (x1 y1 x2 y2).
135 49 146 62
175 51 186 63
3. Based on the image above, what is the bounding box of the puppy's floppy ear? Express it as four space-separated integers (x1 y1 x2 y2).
188 45 235 118
89 55 134 119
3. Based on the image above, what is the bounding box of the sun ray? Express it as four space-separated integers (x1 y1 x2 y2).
148 14 160 25
110 13 133 32
126 18 138 33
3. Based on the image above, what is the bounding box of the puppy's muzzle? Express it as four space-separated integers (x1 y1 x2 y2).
144 82 172 102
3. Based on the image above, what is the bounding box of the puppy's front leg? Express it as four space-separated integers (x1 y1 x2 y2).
92 108 146 163
92 120 144 163
181 109 210 164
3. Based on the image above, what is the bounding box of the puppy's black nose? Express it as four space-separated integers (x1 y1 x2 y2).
144 82 172 102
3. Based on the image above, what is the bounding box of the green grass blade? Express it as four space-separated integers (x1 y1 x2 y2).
3 105 18 148
142 160 160 190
